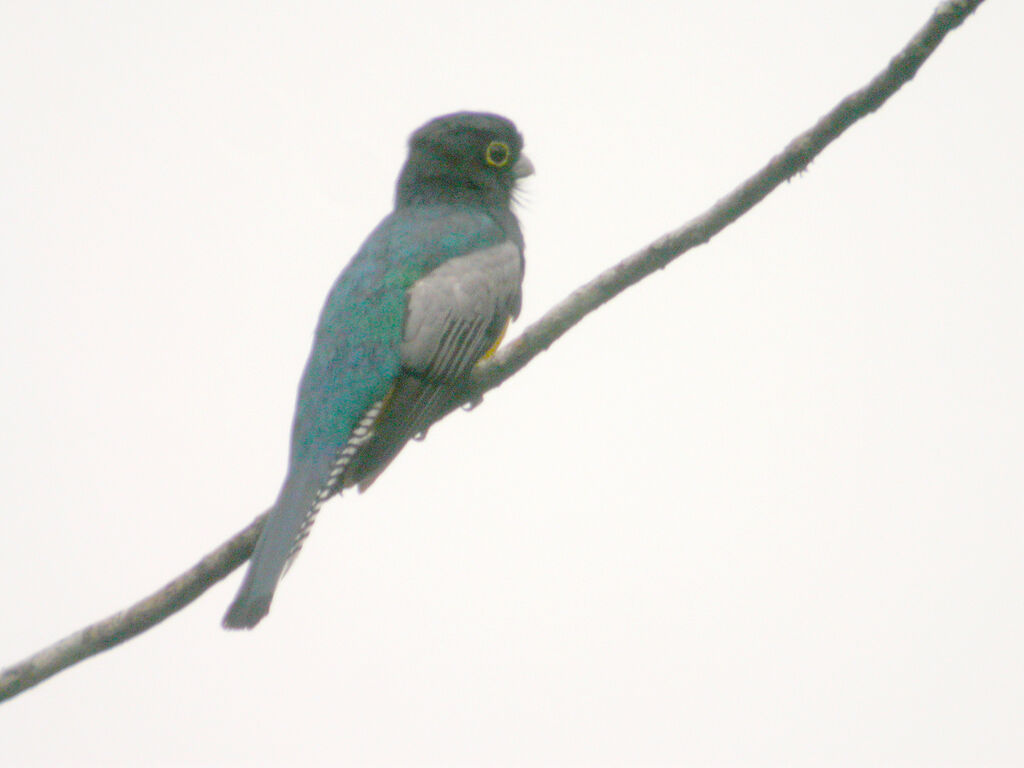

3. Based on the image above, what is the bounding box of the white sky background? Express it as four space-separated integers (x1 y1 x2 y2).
1 1 1022 765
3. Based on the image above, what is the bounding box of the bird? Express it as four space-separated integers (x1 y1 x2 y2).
223 112 532 629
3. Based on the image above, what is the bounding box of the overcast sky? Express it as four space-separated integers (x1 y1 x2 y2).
2 1 1022 766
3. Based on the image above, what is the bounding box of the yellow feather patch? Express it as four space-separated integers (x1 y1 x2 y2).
481 318 511 360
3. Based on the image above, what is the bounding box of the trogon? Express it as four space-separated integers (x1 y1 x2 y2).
223 112 532 629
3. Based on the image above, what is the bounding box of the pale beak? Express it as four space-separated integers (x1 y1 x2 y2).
513 154 535 179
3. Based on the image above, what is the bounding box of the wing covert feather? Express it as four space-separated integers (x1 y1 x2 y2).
401 240 522 380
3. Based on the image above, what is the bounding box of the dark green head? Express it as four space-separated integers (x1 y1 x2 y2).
395 112 533 209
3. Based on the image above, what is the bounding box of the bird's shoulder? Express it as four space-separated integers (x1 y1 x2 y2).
320 204 515 315
362 203 517 277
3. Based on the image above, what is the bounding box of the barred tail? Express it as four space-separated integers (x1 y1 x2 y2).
222 471 324 629
223 400 386 629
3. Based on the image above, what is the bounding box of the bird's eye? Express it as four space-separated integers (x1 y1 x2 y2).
485 141 511 168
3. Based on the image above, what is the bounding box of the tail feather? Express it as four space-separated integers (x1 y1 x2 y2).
223 400 387 629
222 474 323 630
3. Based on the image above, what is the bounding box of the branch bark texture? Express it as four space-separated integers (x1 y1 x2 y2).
0 0 986 705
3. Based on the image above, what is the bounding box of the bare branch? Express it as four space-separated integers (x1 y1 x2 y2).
0 0 985 706
0 514 265 702
472 0 988 391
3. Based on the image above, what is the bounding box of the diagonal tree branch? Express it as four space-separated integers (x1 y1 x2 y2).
0 0 986 705
474 0 986 390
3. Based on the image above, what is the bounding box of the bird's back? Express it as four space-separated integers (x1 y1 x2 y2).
290 203 513 472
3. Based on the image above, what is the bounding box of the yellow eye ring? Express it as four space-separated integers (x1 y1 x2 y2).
485 141 511 168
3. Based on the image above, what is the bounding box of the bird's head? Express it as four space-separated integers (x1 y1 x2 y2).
396 111 532 209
